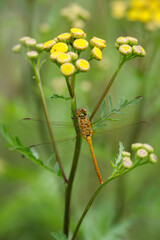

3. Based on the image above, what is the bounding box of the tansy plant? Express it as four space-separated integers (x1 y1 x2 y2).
1 27 157 240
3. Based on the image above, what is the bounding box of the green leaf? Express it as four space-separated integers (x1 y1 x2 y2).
51 232 67 240
108 94 113 113
101 99 107 118
51 93 71 101
115 141 124 167
0 124 56 174
54 162 62 177
93 96 143 126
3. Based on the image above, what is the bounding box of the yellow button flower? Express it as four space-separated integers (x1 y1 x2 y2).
90 37 106 49
76 59 90 72
70 28 86 38
60 63 75 76
56 53 71 64
92 37 106 44
57 33 71 42
91 47 102 60
73 39 89 50
50 42 68 54
43 40 56 51
119 44 132 55
50 52 61 62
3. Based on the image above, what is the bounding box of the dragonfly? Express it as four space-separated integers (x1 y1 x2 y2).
76 108 104 184
22 110 145 185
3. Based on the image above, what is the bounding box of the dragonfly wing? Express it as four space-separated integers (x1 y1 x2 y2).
21 117 73 127
28 135 76 148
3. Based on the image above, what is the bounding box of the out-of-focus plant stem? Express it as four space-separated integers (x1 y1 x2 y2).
31 61 68 183
89 59 125 121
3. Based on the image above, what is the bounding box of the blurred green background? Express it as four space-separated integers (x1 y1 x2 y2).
0 0 160 239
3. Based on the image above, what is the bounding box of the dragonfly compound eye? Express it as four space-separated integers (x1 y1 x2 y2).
76 108 88 117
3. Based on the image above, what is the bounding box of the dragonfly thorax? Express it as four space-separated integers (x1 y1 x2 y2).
76 108 93 138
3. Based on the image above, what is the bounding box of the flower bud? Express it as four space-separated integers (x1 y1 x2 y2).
115 42 119 49
123 157 133 168
12 44 22 54
142 143 154 153
91 47 102 60
36 43 44 52
60 63 76 76
136 148 148 159
126 36 138 46
119 44 132 55
68 52 78 61
19 36 31 45
76 59 90 72
25 38 37 47
149 153 158 164
73 38 89 51
27 51 38 60
116 36 129 45
122 151 131 157
131 143 143 151
132 45 146 57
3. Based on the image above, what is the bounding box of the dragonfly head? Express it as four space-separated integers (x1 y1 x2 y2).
76 108 88 118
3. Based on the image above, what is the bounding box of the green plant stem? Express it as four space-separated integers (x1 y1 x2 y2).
63 76 82 237
31 61 68 183
89 59 125 121
66 77 74 98
71 162 147 240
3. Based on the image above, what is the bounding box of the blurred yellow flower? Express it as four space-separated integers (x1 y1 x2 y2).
111 1 127 19
111 0 160 30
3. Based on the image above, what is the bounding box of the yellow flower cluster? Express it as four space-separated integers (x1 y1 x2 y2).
115 36 146 58
60 3 91 29
43 28 107 77
111 0 160 30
